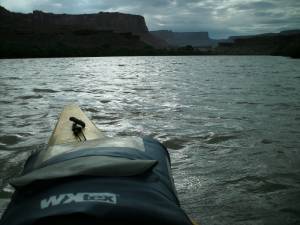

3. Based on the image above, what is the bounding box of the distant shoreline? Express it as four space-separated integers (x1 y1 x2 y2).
0 54 297 60
0 47 299 60
0 32 298 59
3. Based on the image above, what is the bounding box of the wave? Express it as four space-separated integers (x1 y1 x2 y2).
204 132 238 144
17 95 43 100
163 137 190 150
32 88 59 93
0 135 23 146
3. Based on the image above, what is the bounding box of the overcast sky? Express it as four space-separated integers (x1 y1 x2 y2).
0 0 299 38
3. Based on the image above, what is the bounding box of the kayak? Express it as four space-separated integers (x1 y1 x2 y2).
0 104 198 225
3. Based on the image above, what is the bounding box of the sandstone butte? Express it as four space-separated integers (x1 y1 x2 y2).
0 5 168 58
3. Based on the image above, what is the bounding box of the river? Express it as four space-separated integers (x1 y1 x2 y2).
0 56 300 225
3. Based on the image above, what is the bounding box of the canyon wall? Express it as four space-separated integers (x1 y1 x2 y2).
0 6 148 33
151 30 217 47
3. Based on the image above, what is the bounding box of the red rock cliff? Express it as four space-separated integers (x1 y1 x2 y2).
0 6 147 33
0 6 166 48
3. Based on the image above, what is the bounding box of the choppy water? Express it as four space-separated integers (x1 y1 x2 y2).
0 56 300 225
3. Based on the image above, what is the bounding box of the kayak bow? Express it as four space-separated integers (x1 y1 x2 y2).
0 104 198 225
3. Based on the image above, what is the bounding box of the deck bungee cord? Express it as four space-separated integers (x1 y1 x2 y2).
70 116 86 141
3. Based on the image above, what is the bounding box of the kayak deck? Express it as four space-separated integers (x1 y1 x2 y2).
48 104 105 147
32 104 106 167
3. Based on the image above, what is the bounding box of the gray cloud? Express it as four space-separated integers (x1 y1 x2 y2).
0 0 299 38
234 1 276 10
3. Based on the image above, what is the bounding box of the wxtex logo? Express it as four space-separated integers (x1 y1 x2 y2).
40 192 117 209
